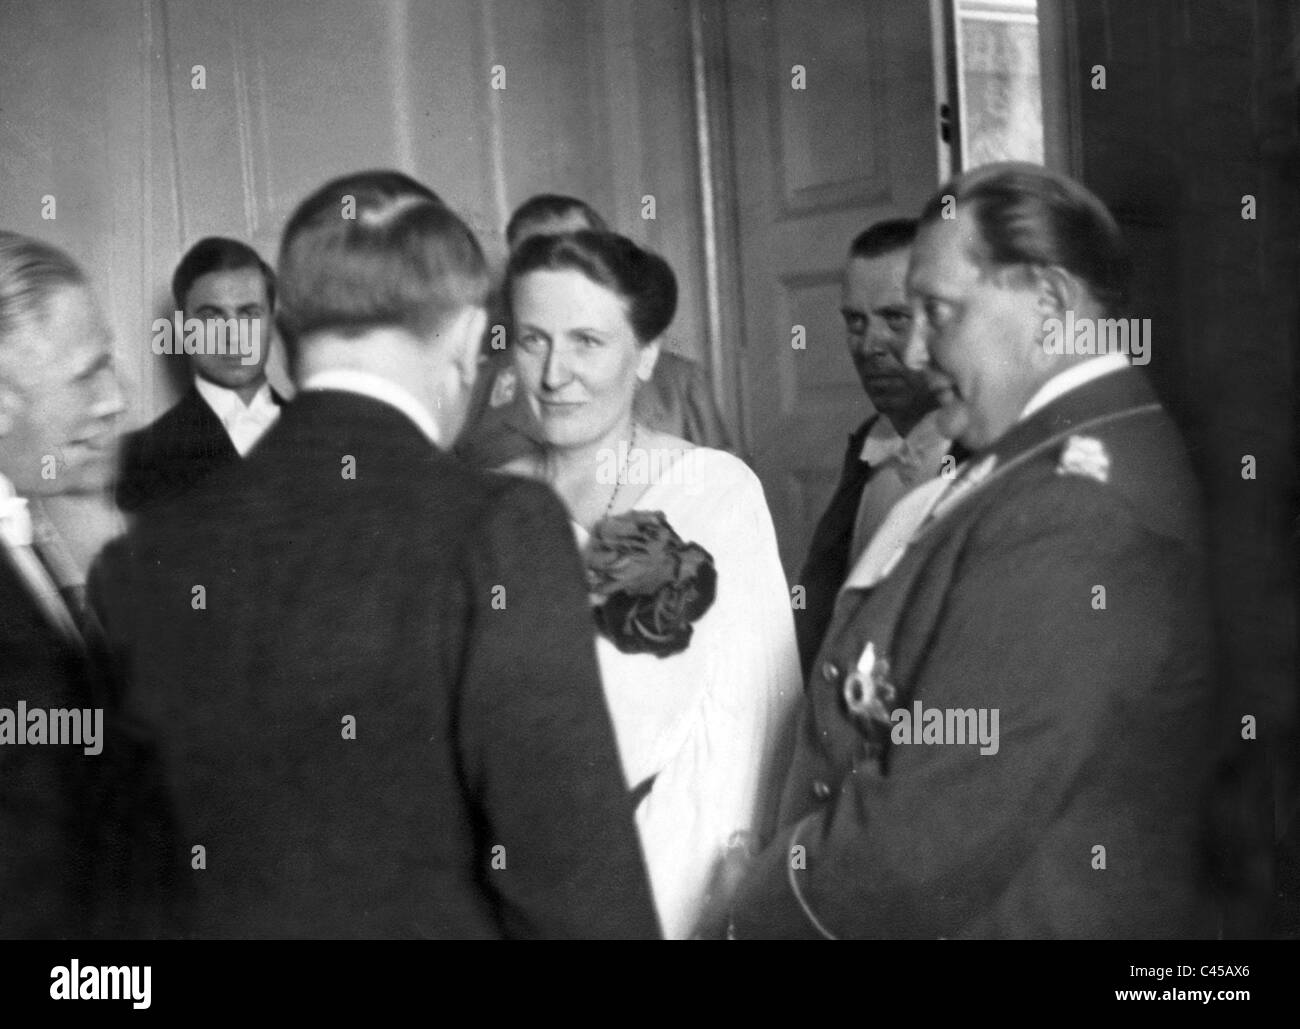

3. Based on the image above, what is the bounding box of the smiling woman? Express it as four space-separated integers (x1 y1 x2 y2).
496 230 801 939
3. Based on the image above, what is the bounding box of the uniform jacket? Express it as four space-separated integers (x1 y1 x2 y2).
733 368 1216 939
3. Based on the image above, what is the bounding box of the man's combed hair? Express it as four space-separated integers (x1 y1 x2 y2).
505 194 608 248
172 237 276 312
276 170 488 354
920 162 1132 315
505 230 677 345
849 218 918 260
0 230 86 344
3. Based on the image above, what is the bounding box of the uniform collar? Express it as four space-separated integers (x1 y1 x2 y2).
1019 354 1131 422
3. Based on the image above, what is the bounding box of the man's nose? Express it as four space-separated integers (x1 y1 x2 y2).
901 319 930 373
852 326 890 359
95 366 128 420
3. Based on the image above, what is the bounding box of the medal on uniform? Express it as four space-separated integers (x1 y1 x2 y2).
842 641 896 728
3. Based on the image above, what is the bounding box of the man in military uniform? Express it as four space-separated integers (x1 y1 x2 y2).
731 164 1216 938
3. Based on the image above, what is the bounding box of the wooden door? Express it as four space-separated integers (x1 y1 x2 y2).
717 0 950 576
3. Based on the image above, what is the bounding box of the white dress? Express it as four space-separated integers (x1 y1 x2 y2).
572 446 801 939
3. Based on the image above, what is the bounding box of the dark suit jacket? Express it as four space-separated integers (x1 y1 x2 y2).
795 418 966 679
456 349 732 469
115 386 278 514
735 369 1216 938
89 390 659 939
0 552 96 937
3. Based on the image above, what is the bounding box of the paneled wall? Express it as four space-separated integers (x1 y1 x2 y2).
0 0 711 430
712 0 948 573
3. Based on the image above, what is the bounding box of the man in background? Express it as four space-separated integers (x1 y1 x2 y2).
794 219 964 677
90 171 660 938
456 193 732 468
115 237 281 514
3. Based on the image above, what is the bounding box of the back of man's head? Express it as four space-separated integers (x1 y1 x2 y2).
919 162 1131 316
276 170 488 361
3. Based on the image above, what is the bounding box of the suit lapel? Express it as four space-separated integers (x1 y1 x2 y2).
180 387 239 462
0 542 81 650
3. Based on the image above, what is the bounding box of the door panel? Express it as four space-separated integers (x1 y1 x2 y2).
721 0 947 576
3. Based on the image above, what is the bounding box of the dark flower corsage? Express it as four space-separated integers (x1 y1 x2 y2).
584 510 718 658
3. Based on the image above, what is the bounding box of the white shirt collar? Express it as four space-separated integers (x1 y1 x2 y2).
298 369 440 446
860 408 949 467
0 471 33 547
194 377 281 456
194 376 277 422
1019 354 1130 422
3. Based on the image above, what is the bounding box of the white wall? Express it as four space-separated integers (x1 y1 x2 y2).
0 0 711 430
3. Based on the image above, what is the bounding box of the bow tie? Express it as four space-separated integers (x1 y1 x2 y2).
861 432 909 467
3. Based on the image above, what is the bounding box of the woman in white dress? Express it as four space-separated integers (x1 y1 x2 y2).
497 230 800 938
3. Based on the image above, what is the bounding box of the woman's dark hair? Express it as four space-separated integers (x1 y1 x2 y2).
506 194 608 248
505 230 677 345
919 162 1132 315
172 236 276 311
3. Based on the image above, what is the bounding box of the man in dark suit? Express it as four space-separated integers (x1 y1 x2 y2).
90 171 660 938
0 231 127 937
732 164 1215 938
115 237 283 514
455 194 732 469
795 219 966 677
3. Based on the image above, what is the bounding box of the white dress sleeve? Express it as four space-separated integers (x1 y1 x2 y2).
601 450 801 939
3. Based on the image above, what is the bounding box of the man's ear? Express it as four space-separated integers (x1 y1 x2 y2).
450 305 488 382
1035 265 1081 321
1029 265 1079 371
636 338 662 383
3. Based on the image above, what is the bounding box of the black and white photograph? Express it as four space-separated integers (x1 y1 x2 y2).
0 0 1295 998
